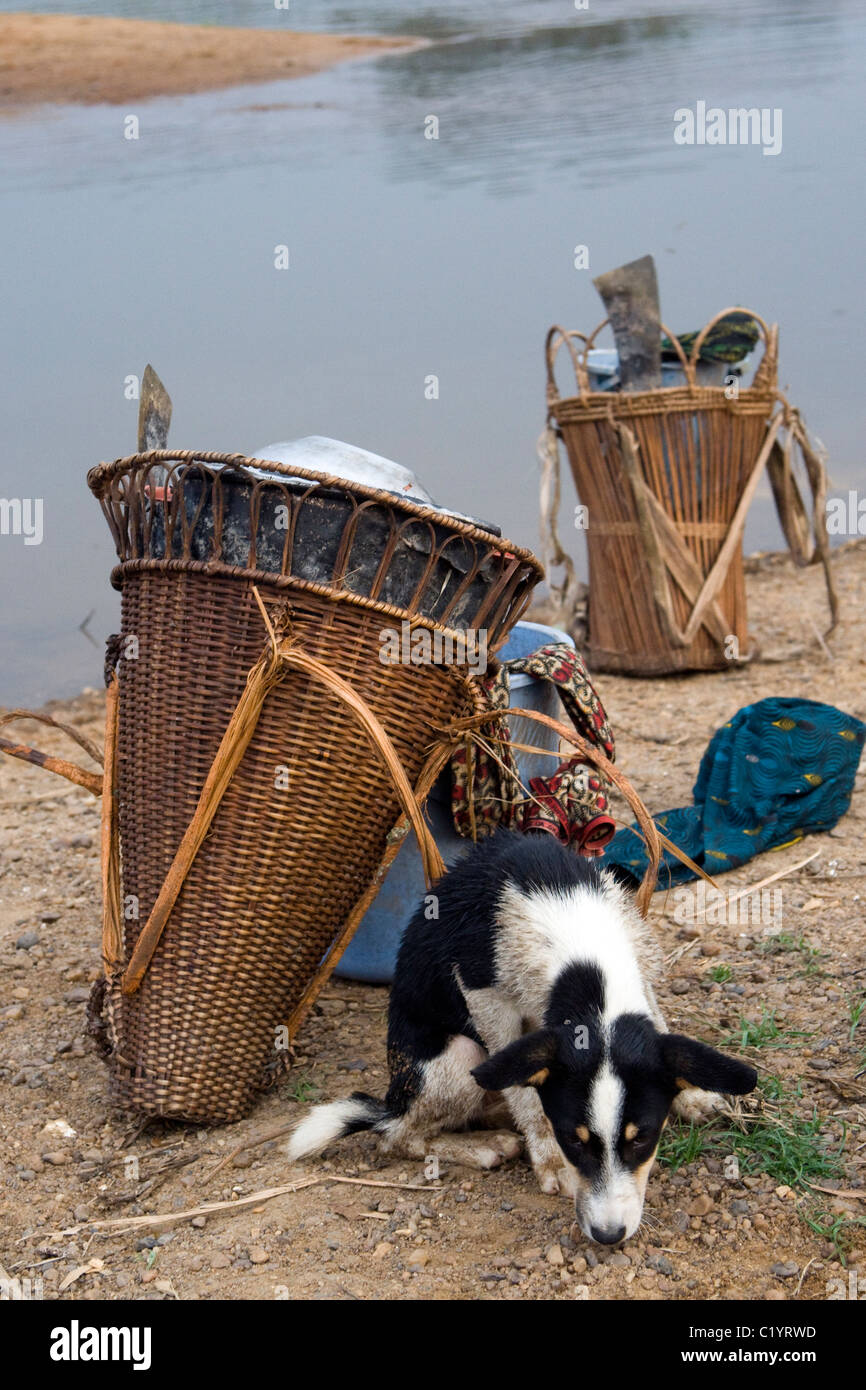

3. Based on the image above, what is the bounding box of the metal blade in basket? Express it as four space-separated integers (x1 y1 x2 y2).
593 255 662 392
138 364 172 451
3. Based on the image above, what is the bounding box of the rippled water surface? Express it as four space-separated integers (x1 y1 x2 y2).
1 1 863 702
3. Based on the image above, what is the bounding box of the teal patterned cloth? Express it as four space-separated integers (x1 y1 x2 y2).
604 698 866 886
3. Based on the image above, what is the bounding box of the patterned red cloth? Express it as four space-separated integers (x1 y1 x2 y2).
450 644 615 854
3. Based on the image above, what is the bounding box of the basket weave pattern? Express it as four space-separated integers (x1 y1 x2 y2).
547 312 778 674
88 453 542 1123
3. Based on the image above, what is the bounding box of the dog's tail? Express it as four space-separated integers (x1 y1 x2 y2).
286 1092 392 1163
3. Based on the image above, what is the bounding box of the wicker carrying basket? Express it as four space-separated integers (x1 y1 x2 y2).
75 451 542 1125
545 309 780 674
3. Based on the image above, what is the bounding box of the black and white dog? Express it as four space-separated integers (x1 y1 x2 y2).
288 831 757 1245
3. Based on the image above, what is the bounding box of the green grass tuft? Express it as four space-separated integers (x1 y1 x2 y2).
757 932 827 978
657 1121 705 1172
288 1076 320 1104
799 1206 866 1268
725 1008 814 1051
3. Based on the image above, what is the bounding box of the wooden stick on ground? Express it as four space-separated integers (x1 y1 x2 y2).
47 1175 443 1239
204 1120 303 1182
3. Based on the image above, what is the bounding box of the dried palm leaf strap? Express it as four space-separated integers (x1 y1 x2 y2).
118 591 446 998
612 408 780 654
450 643 617 851
0 709 103 794
609 398 838 653
536 424 583 631
0 697 123 985
765 395 839 635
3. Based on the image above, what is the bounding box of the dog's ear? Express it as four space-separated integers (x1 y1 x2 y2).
472 1029 558 1091
660 1033 757 1096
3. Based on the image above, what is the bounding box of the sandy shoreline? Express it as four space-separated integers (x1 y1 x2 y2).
1 543 864 1299
0 13 420 110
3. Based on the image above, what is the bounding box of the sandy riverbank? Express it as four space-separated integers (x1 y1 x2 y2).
1 542 864 1300
0 13 419 110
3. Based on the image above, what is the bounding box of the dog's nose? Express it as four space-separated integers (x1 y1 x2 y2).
590 1224 626 1246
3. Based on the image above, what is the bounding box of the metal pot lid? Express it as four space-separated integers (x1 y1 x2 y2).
246 436 500 535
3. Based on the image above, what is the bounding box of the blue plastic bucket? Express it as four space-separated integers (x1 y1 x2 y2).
334 620 575 983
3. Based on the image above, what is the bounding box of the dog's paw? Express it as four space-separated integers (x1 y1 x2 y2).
429 1129 523 1171
532 1154 580 1198
481 1130 524 1162
671 1087 727 1125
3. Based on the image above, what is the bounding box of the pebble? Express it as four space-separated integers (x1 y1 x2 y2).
248 1247 269 1265
42 1151 69 1166
115 1271 130 1288
4 1007 26 1023
770 1261 799 1279
15 931 39 950
42 1119 76 1139
670 979 690 995
63 988 90 1004
607 1252 630 1268
191 1216 206 1229
690 1195 714 1216
11 987 30 1001
701 943 722 957
211 1253 230 1269
336 1059 367 1072
648 1255 674 1275
407 1250 431 1269
39 912 61 924
134 1237 158 1251
731 1200 750 1216
546 1243 564 1266
372 1242 394 1259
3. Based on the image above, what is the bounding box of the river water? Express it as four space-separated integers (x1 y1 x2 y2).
1 0 863 703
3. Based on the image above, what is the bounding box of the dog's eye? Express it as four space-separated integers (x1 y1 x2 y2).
574 1125 590 1145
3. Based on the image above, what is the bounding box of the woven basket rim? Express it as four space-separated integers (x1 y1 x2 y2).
89 450 544 580
550 383 777 420
109 556 526 657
